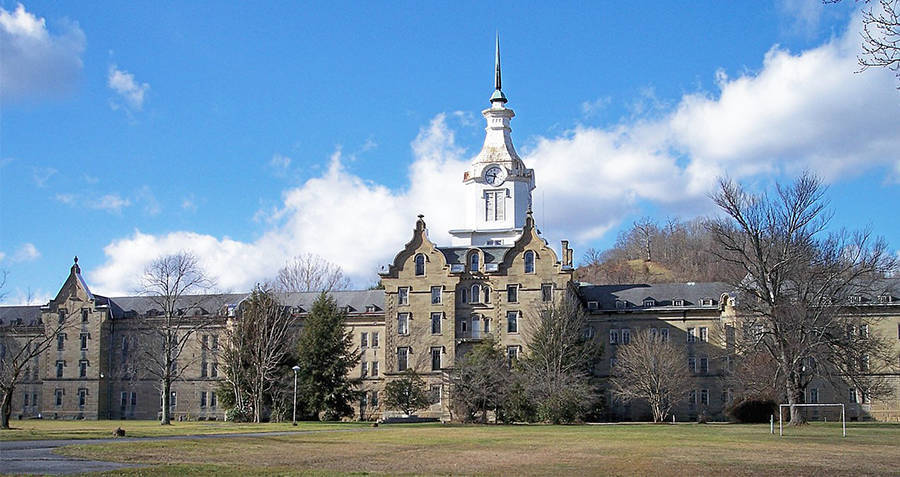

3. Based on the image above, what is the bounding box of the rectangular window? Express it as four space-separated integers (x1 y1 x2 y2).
431 312 442 334
650 328 658 341
700 356 708 374
210 391 217 407
849 388 858 403
621 328 631 345
121 392 127 409
82 309 89 323
700 389 709 406
78 388 86 407
131 391 137 407
699 327 708 342
542 284 552 302
485 190 506 221
121 337 129 358
688 357 696 373
431 347 442 371
210 362 218 378
687 327 696 343
201 361 208 378
506 285 518 303
609 329 619 345
431 286 442 304
58 309 66 324
398 287 409 306
361 332 368 348
212 335 219 351
430 384 442 405
56 360 64 378
506 311 518 333
170 391 177 408
398 313 410 335
79 360 87 378
860 324 869 338
507 346 519 366
23 393 29 407
361 361 368 378
57 334 64 351
80 333 88 350
55 389 63 407
689 390 697 410
370 391 379 407
372 332 379 348
660 328 669 343
201 391 207 408
398 347 409 372
371 361 379 377
809 388 819 404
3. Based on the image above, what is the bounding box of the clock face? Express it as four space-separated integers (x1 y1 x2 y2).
483 165 506 186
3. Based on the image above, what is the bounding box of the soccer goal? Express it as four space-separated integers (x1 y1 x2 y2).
778 403 846 437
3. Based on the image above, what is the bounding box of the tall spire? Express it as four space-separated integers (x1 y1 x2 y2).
495 33 502 91
490 33 508 104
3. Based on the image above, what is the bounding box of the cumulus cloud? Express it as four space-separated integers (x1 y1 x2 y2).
88 15 900 295
13 243 40 262
108 65 150 110
0 3 85 101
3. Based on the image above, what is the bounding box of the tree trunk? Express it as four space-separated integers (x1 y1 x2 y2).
785 375 806 426
160 380 171 425
1 388 12 429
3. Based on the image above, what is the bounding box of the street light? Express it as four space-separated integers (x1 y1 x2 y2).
292 365 301 426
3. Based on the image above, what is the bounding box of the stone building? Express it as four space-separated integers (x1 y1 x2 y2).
2 45 899 423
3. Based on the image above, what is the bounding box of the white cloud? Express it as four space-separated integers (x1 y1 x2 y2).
88 15 900 295
135 186 161 215
777 0 825 37
13 243 40 262
32 166 57 187
94 194 130 213
2 287 52 306
268 154 292 177
0 251 6 262
0 3 85 101
108 65 150 110
182 195 197 212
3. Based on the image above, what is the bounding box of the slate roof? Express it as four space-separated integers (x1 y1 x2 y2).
0 305 43 326
278 289 385 313
106 293 248 319
577 282 733 311
439 246 512 266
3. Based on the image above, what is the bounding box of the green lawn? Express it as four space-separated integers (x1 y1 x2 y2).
0 419 365 441
45 422 900 476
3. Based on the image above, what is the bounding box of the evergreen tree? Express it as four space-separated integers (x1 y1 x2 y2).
295 292 361 420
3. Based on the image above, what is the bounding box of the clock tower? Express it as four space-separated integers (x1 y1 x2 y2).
449 37 535 247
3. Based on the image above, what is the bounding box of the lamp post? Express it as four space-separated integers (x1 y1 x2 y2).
292 365 301 426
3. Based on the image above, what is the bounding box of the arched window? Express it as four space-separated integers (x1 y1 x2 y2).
469 252 480 272
460 287 469 304
471 284 481 303
524 250 535 273
483 286 491 304
414 254 425 276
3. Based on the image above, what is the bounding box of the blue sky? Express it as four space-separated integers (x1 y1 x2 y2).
1 1 898 303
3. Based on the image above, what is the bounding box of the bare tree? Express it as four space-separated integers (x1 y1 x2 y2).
1 309 75 428
633 217 657 262
609 329 692 422
135 252 215 425
221 285 297 422
0 270 8 302
520 297 603 423
449 338 512 423
828 0 900 86
708 173 896 424
276 253 350 293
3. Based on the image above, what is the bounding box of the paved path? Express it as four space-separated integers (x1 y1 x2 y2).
0 428 375 475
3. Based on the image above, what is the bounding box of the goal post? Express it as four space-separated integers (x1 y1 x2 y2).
778 403 846 437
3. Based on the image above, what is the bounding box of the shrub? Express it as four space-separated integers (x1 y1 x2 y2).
726 398 777 423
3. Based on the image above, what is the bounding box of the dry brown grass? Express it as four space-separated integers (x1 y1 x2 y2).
55 422 900 476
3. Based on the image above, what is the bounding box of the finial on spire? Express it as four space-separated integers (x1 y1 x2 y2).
490 33 508 104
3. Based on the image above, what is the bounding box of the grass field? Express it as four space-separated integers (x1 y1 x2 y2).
0 419 365 441
42 421 900 476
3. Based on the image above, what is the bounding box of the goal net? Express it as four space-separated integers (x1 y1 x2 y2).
778 403 846 437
